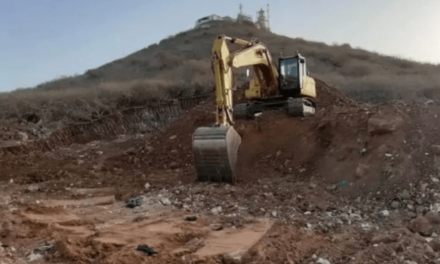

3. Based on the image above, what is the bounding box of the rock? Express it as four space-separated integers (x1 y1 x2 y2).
211 224 223 231
391 201 400 209
222 250 250 264
211 206 222 215
185 215 197 221
169 135 177 140
276 150 282 157
429 238 440 252
326 185 337 191
431 145 440 156
426 211 440 224
408 216 434 237
27 184 40 192
160 198 172 206
316 258 331 264
27 252 43 262
144 183 150 190
416 206 425 214
421 183 429 193
371 234 398 244
400 190 411 200
136 244 157 256
92 164 103 171
169 162 178 168
350 213 363 221
368 114 404 135
431 203 440 213
145 146 154 152
126 196 143 208
77 160 85 165
380 210 390 217
184 238 205 252
355 164 369 179
272 211 278 218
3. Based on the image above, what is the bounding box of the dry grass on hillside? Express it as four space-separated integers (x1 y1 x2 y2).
1 21 440 130
0 79 212 128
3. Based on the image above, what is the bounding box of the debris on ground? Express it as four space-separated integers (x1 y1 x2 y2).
136 244 157 256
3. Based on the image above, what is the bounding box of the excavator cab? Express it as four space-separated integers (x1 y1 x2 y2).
278 54 307 97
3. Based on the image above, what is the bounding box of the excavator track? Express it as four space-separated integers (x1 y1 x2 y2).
192 126 242 184
233 103 251 120
286 98 316 117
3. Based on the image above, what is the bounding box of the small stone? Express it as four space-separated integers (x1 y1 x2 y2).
316 258 331 264
426 211 440 224
160 198 172 206
431 145 440 156
184 238 205 252
350 213 363 221
368 114 404 135
27 252 44 262
145 146 154 152
355 164 369 179
429 238 440 252
408 216 434 237
211 206 222 215
391 201 400 209
92 164 103 171
371 234 398 244
380 210 390 217
304 211 311 215
185 215 197 221
309 182 317 189
272 211 278 218
27 184 40 192
326 185 337 191
211 224 223 231
421 183 429 193
9 178 13 184
169 135 177 140
276 150 282 157
77 160 85 165
400 190 411 200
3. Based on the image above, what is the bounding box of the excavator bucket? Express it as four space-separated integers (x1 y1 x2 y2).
192 126 242 184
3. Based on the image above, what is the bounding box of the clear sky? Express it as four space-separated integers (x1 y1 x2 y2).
1 0 440 91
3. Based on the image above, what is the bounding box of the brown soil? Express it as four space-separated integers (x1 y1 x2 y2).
1 79 440 263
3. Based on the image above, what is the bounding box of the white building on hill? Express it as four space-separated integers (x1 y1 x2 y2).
194 4 270 31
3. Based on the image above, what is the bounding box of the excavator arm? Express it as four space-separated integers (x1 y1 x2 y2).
211 35 280 126
192 35 281 184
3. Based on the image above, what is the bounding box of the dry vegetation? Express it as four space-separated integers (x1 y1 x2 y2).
1 21 439 130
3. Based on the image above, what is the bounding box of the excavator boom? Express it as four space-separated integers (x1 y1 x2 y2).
192 35 242 184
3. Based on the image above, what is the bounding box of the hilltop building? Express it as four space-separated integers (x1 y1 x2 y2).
194 4 270 31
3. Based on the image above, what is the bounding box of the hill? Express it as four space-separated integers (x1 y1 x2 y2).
1 21 439 129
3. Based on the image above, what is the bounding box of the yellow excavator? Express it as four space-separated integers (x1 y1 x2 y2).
192 34 317 184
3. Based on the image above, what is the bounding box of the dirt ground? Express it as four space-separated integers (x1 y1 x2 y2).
2 81 440 264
